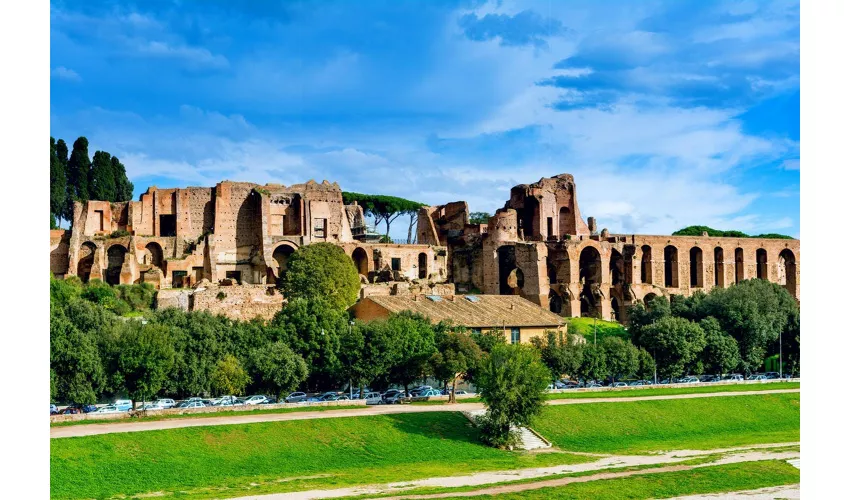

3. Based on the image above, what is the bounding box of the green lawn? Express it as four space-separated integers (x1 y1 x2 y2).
533 393 800 454
50 412 590 500
544 381 799 400
443 460 799 499
566 317 629 342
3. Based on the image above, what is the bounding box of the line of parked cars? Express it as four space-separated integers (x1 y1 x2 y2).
541 371 795 392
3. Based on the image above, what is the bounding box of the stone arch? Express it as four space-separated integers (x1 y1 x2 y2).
714 247 725 287
497 245 519 295
664 245 679 288
143 242 163 268
735 247 744 283
352 247 369 276
272 244 296 280
549 290 564 315
558 206 574 238
643 292 658 308
77 242 97 283
507 268 524 295
611 296 622 322
689 247 703 288
778 249 797 298
579 246 602 317
106 244 127 285
609 249 624 286
756 248 768 280
641 245 652 284
418 252 428 279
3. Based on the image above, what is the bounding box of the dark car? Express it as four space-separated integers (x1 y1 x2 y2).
66 402 98 413
382 389 403 403
60 407 81 415
260 396 278 404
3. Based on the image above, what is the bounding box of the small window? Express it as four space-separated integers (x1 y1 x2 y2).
159 214 177 237
471 328 482 335
226 271 242 284
391 258 401 271
511 327 520 344
313 218 327 238
94 210 105 232
172 270 188 288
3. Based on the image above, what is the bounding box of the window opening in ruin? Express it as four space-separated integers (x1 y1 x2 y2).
735 248 744 283
418 252 427 279
273 244 295 280
172 270 188 288
77 242 97 283
664 245 679 288
105 245 127 285
714 247 724 287
579 246 602 317
226 270 242 284
611 297 621 322
352 247 369 276
159 215 177 237
313 218 327 239
559 206 574 237
510 327 520 344
549 290 563 315
391 258 401 272
778 249 796 298
144 242 163 268
193 266 204 284
641 245 652 284
610 249 624 286
547 217 554 239
643 293 658 308
756 248 768 280
689 247 703 288
94 210 104 232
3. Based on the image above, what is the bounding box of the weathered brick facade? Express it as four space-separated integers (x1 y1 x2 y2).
50 173 799 323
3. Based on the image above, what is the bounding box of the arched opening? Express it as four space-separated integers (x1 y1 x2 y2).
549 290 564 315
77 242 97 283
609 249 624 286
611 297 622 322
418 252 428 279
106 245 127 285
352 247 369 276
623 245 635 285
641 245 652 284
735 248 744 283
778 249 797 298
664 245 679 288
643 293 658 308
507 268 524 295
689 247 703 288
498 245 518 295
558 206 574 238
519 198 539 240
273 244 296 280
143 242 163 268
714 247 725 287
547 262 557 285
579 246 602 317
756 248 768 280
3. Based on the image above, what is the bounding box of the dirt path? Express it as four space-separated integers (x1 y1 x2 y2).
50 389 799 439
665 484 800 499
237 444 800 500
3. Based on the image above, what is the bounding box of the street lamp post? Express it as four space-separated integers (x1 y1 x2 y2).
349 321 355 399
779 328 783 379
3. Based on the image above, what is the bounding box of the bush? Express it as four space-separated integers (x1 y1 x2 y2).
279 243 360 311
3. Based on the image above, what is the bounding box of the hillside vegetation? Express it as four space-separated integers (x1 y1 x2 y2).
672 225 794 239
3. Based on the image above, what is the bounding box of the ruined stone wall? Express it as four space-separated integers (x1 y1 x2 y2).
157 284 285 321
50 230 71 277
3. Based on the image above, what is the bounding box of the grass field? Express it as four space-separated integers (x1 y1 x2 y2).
50 412 591 500
533 393 800 454
50 404 366 427
566 317 629 342
441 460 799 499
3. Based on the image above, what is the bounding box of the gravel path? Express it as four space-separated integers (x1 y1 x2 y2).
664 484 800 499
236 444 800 500
50 388 800 439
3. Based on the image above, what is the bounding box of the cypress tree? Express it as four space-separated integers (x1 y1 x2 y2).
89 151 117 201
66 137 92 222
56 139 69 167
50 137 67 228
111 155 134 202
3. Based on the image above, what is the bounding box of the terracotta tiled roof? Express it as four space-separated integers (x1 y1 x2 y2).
360 294 566 328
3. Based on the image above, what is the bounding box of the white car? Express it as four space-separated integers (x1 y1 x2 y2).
96 405 122 414
140 403 163 411
184 401 205 409
612 382 627 388
155 398 176 409
243 395 268 405
364 392 383 405
680 377 700 384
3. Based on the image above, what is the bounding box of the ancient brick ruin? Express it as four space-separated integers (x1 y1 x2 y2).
50 174 800 322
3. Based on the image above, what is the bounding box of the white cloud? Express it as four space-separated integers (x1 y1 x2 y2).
782 159 800 170
51 66 81 81
137 41 229 69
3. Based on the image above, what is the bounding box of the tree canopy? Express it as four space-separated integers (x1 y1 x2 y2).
278 243 360 311
469 212 491 225
342 192 425 239
672 225 793 240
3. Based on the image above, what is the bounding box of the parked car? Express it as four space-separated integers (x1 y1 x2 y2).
244 395 268 405
628 380 647 386
764 372 780 380
139 403 163 411
419 389 441 397
50 404 59 415
612 382 627 388
184 401 206 409
382 389 404 403
59 407 81 415
722 374 744 381
66 402 98 413
586 383 602 388
364 392 383 405
155 398 176 409
384 392 406 404
213 396 240 406
114 399 133 411
260 396 278 404
453 390 471 395
285 392 307 403
679 376 699 384
96 405 122 414
750 374 768 381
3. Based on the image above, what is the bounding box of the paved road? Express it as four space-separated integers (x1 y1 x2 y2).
50 388 800 439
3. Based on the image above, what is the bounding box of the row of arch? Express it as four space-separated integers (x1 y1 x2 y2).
78 241 165 285
270 244 431 282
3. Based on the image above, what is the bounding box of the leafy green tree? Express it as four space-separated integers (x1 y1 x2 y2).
601 337 639 383
50 369 58 402
249 341 308 400
672 225 792 240
636 348 656 381
471 328 506 353
577 342 607 383
476 343 550 448
627 295 671 347
385 311 436 395
469 212 491 225
210 355 250 396
699 317 741 375
117 322 176 408
338 319 400 397
65 136 92 222
279 243 360 311
89 151 117 201
531 330 583 384
430 327 483 402
111 155 134 201
640 316 706 380
50 301 105 404
342 192 425 238
50 137 67 228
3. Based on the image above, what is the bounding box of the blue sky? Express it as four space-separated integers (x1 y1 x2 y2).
50 0 800 238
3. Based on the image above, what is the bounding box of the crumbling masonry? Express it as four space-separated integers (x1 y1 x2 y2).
50 174 800 322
